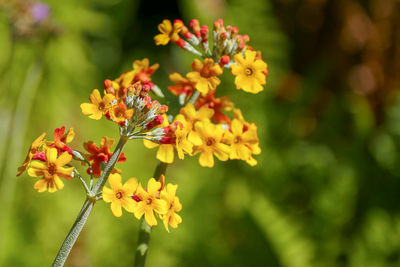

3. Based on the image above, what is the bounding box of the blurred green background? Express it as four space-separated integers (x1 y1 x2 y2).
1 0 400 266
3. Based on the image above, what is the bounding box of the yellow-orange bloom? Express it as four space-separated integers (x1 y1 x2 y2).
231 50 267 93
27 147 74 193
102 173 138 217
154 19 183 46
187 58 223 96
180 103 214 130
191 120 231 167
17 132 46 176
134 178 168 226
223 118 261 166
160 184 182 232
109 102 134 123
143 115 193 163
80 89 115 120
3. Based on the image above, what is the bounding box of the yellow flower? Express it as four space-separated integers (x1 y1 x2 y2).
143 115 193 163
154 19 182 46
80 89 115 120
187 58 223 96
223 118 261 166
174 115 193 159
17 132 46 176
160 184 182 232
180 103 214 130
102 173 138 217
192 120 231 168
134 178 168 226
231 50 267 94
109 102 134 123
27 147 74 193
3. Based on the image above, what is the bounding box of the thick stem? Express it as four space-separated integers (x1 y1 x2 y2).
52 198 94 267
133 161 168 267
52 135 128 266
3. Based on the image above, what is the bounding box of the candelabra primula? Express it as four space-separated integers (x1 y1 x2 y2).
16 17 267 267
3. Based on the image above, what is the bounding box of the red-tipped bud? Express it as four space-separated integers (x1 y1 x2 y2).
160 136 176 144
175 38 186 49
200 25 209 40
174 19 183 25
243 34 250 42
180 25 192 39
214 18 224 29
220 31 228 40
232 26 239 35
263 69 269 76
144 115 164 130
189 19 201 38
219 55 230 66
142 83 151 93
104 79 113 89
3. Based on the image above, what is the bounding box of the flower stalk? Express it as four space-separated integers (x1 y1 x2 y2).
52 135 128 267
133 161 168 267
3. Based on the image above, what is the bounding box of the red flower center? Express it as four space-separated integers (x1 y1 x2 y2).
116 192 123 199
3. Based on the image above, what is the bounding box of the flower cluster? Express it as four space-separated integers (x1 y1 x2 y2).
103 174 182 232
144 18 265 167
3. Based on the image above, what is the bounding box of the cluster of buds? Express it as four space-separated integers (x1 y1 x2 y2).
2 0 61 39
80 58 177 145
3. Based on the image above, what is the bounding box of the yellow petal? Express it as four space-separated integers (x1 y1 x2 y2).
46 148 58 163
56 151 72 166
123 178 138 195
34 179 48 192
111 201 123 217
108 173 122 192
147 178 161 195
121 198 136 213
102 186 115 203
144 210 157 226
143 139 159 149
199 150 214 167
156 144 174 164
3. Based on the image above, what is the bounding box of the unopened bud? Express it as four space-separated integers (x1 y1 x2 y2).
219 55 230 66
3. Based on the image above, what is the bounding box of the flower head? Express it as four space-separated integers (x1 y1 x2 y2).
102 174 138 217
109 102 134 123
191 120 231 167
27 147 74 192
160 183 182 232
187 58 222 96
133 178 168 226
223 118 261 166
154 19 183 46
80 89 115 120
231 50 267 93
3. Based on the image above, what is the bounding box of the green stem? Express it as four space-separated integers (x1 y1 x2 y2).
133 161 168 267
52 135 128 267
52 198 94 267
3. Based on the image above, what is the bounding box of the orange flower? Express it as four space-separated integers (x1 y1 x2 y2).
109 102 134 123
168 72 196 101
83 136 126 177
187 58 223 96
195 92 234 124
17 132 46 176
